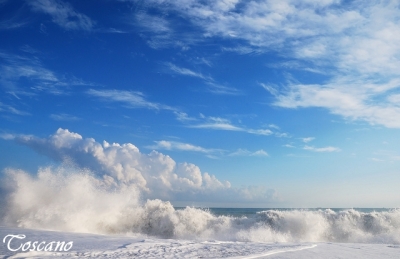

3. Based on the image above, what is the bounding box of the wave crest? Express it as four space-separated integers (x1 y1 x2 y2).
2 166 399 244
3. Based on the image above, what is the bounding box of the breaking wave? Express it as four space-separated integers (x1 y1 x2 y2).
1 165 399 244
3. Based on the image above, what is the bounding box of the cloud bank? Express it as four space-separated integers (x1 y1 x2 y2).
6 128 277 204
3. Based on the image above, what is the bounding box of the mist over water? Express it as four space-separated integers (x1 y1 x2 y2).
1 165 399 244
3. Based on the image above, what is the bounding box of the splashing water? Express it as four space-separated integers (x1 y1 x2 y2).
1 165 399 244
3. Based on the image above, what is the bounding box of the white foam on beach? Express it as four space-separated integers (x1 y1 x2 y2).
1 165 400 245
1 227 400 259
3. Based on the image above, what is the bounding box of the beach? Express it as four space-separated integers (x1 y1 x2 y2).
1 226 399 258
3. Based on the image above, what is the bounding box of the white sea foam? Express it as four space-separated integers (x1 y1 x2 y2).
1 165 399 244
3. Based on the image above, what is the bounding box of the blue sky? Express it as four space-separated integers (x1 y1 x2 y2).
1 0 400 208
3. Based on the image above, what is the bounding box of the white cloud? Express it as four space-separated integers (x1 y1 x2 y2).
137 1 400 128
166 63 209 80
0 102 30 116
275 132 290 138
149 140 269 158
9 128 277 204
135 12 171 34
303 145 340 152
148 140 220 154
259 83 279 96
87 89 174 111
0 52 84 96
247 129 273 136
371 158 384 162
387 94 400 105
189 115 274 136
229 149 269 157
222 46 262 55
29 0 95 31
268 124 280 129
132 11 196 49
166 63 240 95
205 82 241 95
0 13 29 30
283 144 295 148
50 113 80 121
174 111 196 121
0 133 16 140
137 0 358 50
252 149 269 156
301 137 315 143
0 52 58 82
190 116 243 131
272 80 400 128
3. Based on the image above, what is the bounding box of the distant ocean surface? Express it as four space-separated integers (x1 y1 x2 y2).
189 207 395 217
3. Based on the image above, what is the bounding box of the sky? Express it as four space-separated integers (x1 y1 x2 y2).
1 0 400 208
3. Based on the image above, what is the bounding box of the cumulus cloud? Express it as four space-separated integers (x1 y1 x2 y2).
8 128 277 204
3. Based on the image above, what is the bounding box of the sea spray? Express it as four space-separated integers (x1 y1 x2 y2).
1 165 400 244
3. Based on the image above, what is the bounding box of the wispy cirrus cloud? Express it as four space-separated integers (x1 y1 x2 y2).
166 63 210 80
148 139 270 160
303 145 341 153
189 116 273 136
190 116 242 131
0 51 93 97
148 140 221 154
169 109 281 138
28 0 95 31
0 102 30 116
0 16 29 31
87 89 174 111
229 149 269 157
50 113 80 121
165 62 240 95
137 1 400 129
173 111 196 122
0 133 16 140
0 0 30 30
301 137 315 143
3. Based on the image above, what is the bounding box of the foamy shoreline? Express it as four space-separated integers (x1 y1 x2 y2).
1 226 399 259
